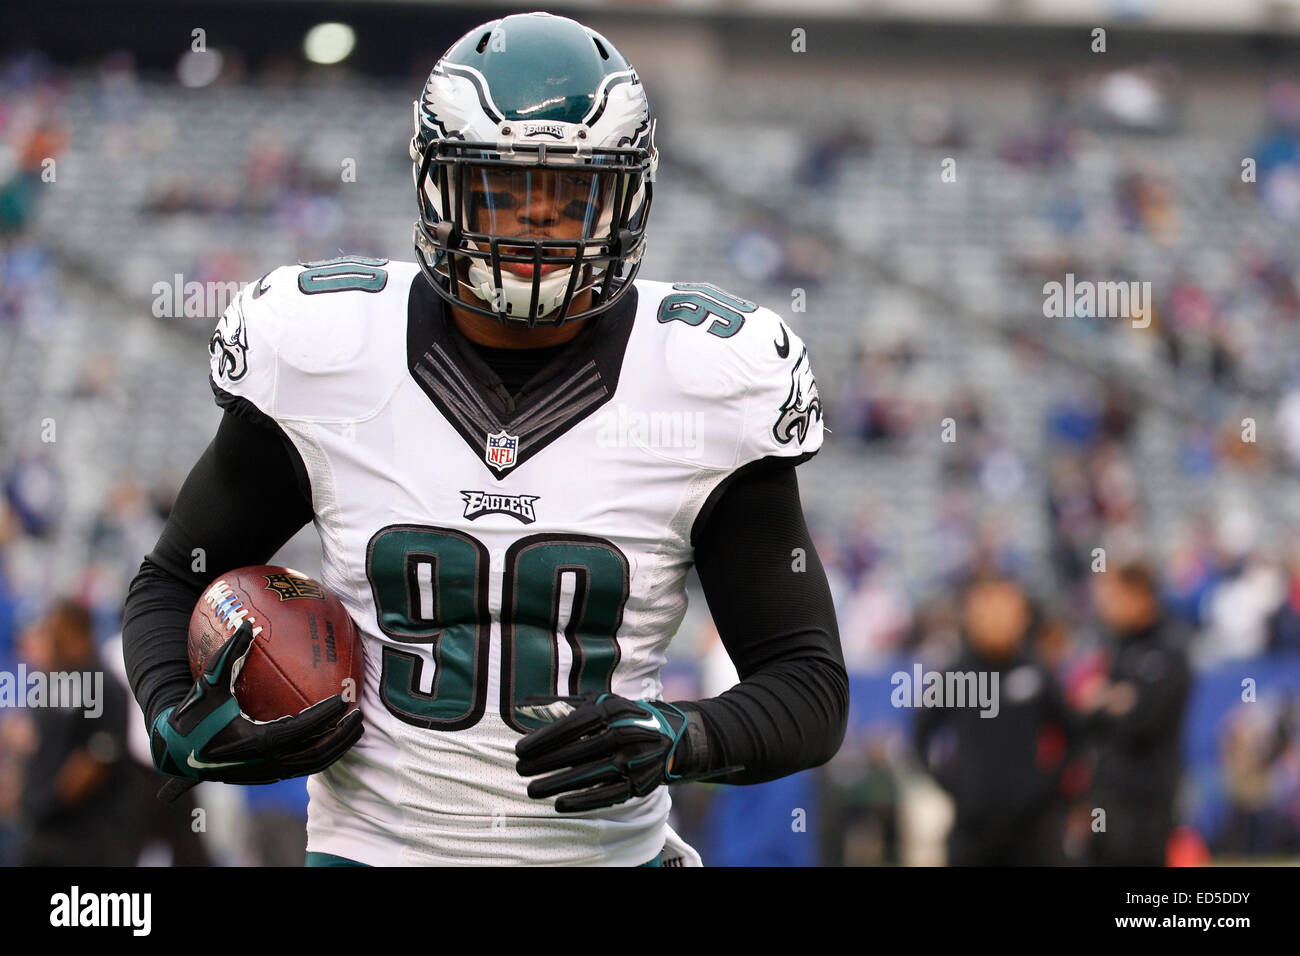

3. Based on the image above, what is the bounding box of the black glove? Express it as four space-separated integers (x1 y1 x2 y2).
149 620 363 801
514 693 731 813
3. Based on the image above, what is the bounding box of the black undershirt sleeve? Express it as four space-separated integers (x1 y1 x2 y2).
122 402 313 731
674 461 849 785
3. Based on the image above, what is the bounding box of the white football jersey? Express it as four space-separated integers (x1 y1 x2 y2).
207 257 824 865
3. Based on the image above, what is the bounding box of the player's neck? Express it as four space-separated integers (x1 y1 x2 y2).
448 293 592 350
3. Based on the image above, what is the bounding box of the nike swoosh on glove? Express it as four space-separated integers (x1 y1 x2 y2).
149 620 363 802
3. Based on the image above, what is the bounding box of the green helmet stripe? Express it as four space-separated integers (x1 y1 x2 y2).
437 14 636 126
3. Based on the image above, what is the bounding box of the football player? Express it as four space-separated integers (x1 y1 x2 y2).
123 11 847 866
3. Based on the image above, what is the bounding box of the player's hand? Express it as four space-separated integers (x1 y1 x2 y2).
149 621 363 801
514 693 692 813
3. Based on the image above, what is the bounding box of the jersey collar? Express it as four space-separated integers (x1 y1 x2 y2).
406 273 637 480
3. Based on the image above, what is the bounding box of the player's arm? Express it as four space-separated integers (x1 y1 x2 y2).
122 404 362 792
672 459 848 785
514 460 848 810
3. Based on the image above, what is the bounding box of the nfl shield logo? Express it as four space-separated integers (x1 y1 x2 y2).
485 429 519 472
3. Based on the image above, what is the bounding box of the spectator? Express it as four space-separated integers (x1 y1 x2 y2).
1083 561 1192 865
915 573 1076 865
16 598 138 865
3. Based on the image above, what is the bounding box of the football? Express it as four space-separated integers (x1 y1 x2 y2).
188 565 363 722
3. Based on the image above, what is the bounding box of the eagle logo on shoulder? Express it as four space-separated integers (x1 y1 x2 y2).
772 346 822 445
209 296 250 383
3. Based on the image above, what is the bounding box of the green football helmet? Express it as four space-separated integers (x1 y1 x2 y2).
411 12 658 327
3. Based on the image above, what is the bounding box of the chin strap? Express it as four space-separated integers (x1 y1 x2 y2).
414 222 612 326
466 266 571 321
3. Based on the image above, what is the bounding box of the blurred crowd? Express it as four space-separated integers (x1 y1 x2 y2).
697 60 1300 865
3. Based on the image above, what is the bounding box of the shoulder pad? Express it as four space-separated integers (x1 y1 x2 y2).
209 259 419 421
645 281 825 469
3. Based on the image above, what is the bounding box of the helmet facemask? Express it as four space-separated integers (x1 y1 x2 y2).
412 129 655 327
